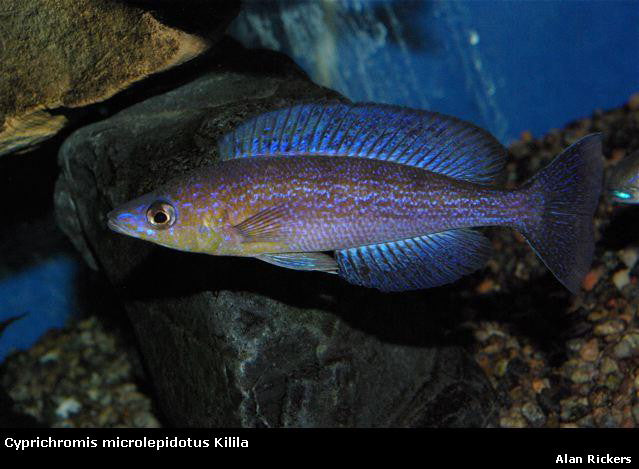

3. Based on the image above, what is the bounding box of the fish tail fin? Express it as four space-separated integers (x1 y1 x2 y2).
518 134 603 293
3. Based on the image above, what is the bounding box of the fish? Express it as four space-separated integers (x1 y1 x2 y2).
107 102 603 293
607 150 639 204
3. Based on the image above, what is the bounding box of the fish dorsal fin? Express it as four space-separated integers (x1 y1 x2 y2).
335 229 492 292
218 102 506 184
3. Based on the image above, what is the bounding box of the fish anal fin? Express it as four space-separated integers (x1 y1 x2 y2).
335 229 492 292
257 252 338 273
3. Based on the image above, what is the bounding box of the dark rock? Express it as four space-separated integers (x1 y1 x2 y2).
54 40 499 427
503 357 530 388
521 401 546 427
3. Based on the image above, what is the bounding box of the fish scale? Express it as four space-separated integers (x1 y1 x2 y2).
203 156 521 251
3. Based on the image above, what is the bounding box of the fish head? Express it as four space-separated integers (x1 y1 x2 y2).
107 185 228 253
608 151 639 204
609 186 639 204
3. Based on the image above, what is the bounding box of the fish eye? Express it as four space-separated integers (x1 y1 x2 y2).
146 202 176 229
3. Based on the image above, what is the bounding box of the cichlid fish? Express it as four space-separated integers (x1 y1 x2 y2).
107 103 603 293
607 150 639 204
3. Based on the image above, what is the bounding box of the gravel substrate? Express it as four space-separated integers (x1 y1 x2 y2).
1 94 638 428
0 316 160 428
471 93 639 428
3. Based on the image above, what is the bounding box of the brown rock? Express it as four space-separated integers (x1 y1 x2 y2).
582 266 604 291
594 319 626 337
579 338 599 362
500 414 527 428
531 378 548 394
475 278 497 294
600 357 620 374
0 0 238 156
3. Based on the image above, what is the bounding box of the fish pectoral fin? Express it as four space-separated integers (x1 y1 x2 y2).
233 205 291 242
257 252 338 273
335 229 492 292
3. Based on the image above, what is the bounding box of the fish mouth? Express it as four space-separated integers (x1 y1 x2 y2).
107 214 131 235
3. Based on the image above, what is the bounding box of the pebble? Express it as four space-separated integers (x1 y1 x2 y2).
39 350 60 363
613 268 631 290
55 397 82 419
619 248 639 270
588 310 608 322
597 410 623 428
514 261 529 280
531 378 549 394
604 373 622 390
582 267 604 291
600 357 620 374
579 339 599 361
500 414 527 428
588 387 611 407
495 358 510 377
613 332 639 359
577 415 595 427
560 396 589 421
570 363 597 384
521 402 546 427
475 278 497 294
594 319 626 336
560 422 580 428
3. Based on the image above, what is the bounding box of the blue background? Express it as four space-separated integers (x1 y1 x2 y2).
0 257 79 361
231 0 639 143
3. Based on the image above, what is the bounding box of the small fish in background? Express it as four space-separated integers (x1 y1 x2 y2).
108 103 603 293
607 150 639 204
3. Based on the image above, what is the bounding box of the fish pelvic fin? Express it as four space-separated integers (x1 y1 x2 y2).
335 229 492 292
257 252 338 273
518 134 603 294
218 102 507 184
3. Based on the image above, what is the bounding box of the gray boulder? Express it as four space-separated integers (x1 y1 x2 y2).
55 39 499 427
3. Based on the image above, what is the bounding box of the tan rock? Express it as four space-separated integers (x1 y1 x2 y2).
579 338 599 362
612 268 631 290
0 0 222 156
